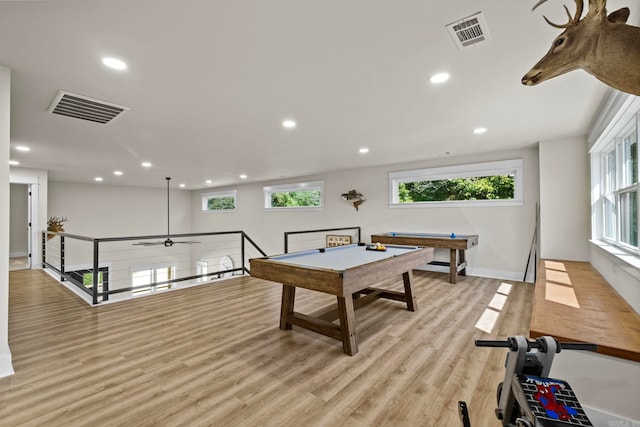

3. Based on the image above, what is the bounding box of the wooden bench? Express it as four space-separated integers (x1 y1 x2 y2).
530 259 640 362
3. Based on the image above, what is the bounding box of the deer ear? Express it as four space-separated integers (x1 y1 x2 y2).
608 7 630 24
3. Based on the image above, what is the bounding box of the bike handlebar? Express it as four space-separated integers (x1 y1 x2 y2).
475 336 597 353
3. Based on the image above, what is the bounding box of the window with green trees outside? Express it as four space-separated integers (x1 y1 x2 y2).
270 190 321 207
264 181 323 209
202 189 237 211
389 159 523 207
398 175 515 203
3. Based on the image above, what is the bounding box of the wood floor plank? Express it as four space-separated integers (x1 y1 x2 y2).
1 269 533 426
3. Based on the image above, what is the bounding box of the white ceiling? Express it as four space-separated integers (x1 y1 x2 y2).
1 0 633 190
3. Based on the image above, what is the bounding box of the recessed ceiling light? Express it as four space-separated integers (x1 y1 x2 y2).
205 180 212 184
141 161 152 168
102 57 127 70
429 73 450 84
113 170 123 176
359 147 370 154
239 174 248 179
473 127 488 134
282 120 296 129
9 160 19 166
94 177 103 182
179 183 186 188
16 145 30 152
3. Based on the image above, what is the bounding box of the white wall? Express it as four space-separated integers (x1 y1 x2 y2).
539 136 591 261
191 147 541 282
0 64 14 377
9 184 28 256
589 245 640 313
48 182 192 238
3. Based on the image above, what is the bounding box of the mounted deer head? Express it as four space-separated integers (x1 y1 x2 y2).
522 0 640 96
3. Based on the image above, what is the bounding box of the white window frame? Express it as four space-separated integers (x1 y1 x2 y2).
131 263 176 294
388 159 524 208
201 189 238 212
592 105 639 255
196 260 208 283
263 180 324 211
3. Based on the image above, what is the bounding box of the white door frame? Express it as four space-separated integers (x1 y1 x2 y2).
9 174 39 268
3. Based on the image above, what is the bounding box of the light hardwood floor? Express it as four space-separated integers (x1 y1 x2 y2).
8 256 29 272
2 269 533 426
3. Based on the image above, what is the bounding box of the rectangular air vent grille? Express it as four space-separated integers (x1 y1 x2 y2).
446 11 491 49
48 90 129 124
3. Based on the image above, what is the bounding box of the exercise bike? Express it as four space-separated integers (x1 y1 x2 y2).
459 335 597 427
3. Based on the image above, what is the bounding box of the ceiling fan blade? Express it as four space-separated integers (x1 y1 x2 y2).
132 241 165 246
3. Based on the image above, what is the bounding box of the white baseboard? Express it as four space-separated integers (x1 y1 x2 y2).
415 264 531 283
0 350 14 378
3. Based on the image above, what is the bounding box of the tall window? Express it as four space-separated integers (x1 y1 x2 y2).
131 264 176 295
202 189 237 212
264 181 323 210
389 159 523 207
600 119 638 251
196 260 208 283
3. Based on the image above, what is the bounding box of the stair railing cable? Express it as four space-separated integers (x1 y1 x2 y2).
42 230 268 305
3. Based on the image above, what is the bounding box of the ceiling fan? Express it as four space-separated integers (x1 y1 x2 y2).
133 177 199 247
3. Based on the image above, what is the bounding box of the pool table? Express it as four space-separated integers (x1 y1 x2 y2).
370 232 479 284
250 243 434 355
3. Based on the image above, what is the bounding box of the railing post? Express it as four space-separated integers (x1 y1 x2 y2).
60 235 65 282
42 231 46 268
241 232 246 273
284 232 289 254
93 240 100 305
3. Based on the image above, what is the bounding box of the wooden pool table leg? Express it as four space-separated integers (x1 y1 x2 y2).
459 250 467 276
280 284 296 330
449 248 458 284
402 271 417 311
337 295 358 356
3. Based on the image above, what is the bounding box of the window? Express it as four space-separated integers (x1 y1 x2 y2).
598 117 638 251
264 181 323 210
131 264 176 295
389 159 523 207
202 189 237 211
82 271 103 287
196 260 208 283
66 267 109 290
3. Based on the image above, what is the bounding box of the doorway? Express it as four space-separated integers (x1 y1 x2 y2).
9 183 31 271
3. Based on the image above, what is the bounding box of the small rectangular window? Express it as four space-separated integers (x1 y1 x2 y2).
264 181 323 210
389 159 523 207
202 189 237 212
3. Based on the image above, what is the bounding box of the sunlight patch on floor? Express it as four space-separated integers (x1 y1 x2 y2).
474 282 512 333
542 261 580 308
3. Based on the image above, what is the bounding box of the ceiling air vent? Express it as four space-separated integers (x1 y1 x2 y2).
48 90 129 124
446 11 491 49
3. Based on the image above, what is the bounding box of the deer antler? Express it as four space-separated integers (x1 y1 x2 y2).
533 0 584 28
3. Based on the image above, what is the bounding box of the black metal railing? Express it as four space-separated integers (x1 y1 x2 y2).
43 230 267 305
284 226 361 253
